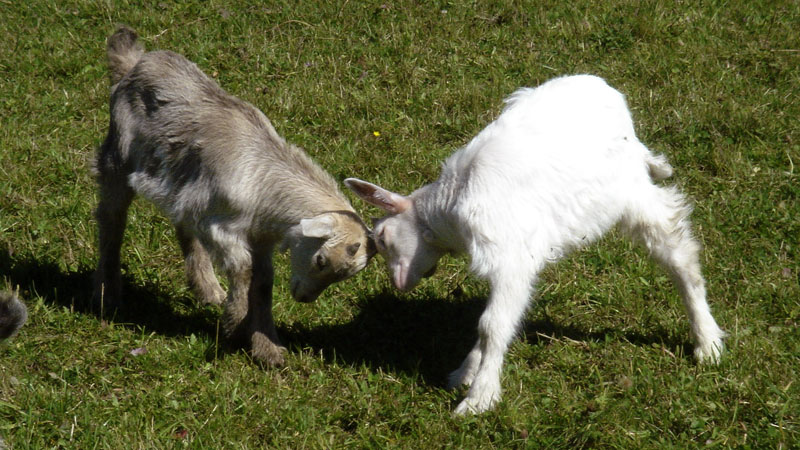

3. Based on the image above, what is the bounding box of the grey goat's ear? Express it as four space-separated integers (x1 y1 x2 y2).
344 178 412 214
300 214 337 239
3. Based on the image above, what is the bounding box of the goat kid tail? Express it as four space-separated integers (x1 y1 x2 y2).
627 138 674 181
645 152 674 181
107 25 144 85
0 290 27 340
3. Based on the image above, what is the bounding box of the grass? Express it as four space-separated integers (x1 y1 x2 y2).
0 0 798 447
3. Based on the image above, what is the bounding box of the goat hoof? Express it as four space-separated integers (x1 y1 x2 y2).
250 333 286 367
201 289 226 306
252 345 286 367
92 293 122 312
694 339 724 365
447 368 474 390
453 397 491 416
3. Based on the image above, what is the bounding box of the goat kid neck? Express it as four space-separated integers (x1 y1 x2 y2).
412 180 469 255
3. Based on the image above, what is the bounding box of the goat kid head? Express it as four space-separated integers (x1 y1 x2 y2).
283 211 375 303
344 178 444 292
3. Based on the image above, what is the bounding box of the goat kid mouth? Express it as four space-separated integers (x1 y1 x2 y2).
297 293 317 303
290 279 301 300
392 264 415 292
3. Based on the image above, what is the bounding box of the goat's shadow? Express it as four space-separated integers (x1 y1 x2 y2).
283 292 693 386
283 292 486 385
1 250 692 385
0 251 219 338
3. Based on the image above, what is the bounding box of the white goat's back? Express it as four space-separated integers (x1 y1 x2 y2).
500 74 635 142
441 75 671 273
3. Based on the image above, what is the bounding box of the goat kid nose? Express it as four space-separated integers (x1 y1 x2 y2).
392 263 416 291
392 272 406 291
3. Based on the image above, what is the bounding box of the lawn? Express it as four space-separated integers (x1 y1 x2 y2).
1 0 798 448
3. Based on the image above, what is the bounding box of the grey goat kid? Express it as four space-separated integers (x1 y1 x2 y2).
93 26 375 366
0 291 27 340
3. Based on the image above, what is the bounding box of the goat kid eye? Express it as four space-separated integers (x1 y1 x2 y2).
346 242 361 257
374 229 386 249
375 232 386 250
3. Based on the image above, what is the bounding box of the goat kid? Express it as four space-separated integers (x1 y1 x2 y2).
0 290 27 340
94 26 374 366
346 75 725 415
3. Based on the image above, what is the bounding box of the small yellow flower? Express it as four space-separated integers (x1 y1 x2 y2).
373 131 381 137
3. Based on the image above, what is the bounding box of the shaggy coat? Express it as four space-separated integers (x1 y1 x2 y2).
94 26 374 366
347 75 725 414
0 291 27 340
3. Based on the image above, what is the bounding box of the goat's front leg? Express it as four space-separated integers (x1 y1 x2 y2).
247 255 285 365
453 271 534 415
222 251 285 367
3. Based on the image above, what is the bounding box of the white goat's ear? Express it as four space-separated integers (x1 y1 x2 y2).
300 214 336 239
344 178 412 214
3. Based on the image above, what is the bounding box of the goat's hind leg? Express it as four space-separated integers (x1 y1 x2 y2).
622 185 725 363
93 177 134 311
175 225 226 306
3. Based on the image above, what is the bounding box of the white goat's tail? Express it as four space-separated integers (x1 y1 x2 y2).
645 152 674 181
107 25 144 85
628 137 673 181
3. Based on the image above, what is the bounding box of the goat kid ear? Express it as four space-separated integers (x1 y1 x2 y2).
344 178 412 214
300 214 337 239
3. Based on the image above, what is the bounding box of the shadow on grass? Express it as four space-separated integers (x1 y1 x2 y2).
0 250 693 383
519 318 694 360
0 250 219 339
284 291 486 386
285 292 694 386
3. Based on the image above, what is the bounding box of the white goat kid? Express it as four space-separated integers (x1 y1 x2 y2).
346 74 725 415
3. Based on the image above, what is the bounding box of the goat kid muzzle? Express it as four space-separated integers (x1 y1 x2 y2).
290 279 322 303
391 263 411 291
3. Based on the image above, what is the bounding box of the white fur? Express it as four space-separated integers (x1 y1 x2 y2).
346 74 725 415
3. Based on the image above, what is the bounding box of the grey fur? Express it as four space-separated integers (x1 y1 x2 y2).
0 291 27 340
93 26 374 366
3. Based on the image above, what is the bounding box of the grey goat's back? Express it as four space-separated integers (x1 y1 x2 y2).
99 25 349 228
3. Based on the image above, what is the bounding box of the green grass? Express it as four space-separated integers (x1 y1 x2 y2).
1 0 798 447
